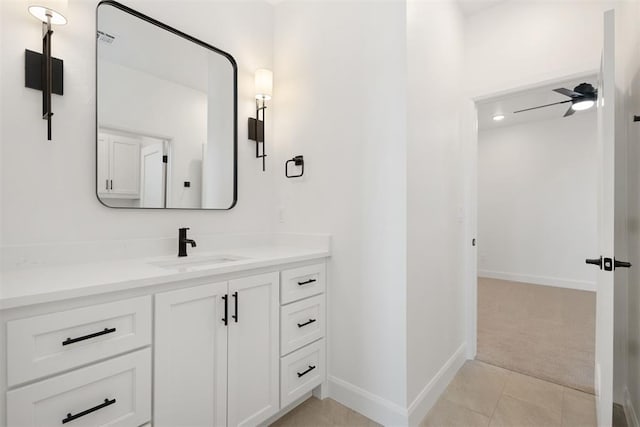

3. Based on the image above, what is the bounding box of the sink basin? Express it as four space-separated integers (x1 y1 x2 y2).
150 255 246 271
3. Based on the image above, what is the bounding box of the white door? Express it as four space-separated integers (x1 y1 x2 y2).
140 142 165 208
594 9 616 426
154 283 228 427
109 135 140 197
227 272 279 427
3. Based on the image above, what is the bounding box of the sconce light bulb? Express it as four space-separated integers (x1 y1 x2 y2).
255 69 273 101
28 5 67 25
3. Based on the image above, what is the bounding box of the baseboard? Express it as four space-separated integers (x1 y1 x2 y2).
328 375 409 426
625 388 640 427
328 343 467 427
407 343 467 426
478 270 596 292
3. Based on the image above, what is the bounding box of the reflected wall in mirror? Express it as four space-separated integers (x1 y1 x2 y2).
96 1 237 209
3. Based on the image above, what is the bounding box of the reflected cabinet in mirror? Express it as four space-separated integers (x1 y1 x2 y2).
96 1 237 209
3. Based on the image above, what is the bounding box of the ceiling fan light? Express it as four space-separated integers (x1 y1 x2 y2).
571 99 595 111
492 114 505 121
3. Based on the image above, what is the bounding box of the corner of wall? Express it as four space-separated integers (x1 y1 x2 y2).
328 376 409 427
406 343 467 426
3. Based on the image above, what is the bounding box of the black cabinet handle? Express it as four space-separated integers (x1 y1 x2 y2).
222 295 228 325
297 365 316 378
62 398 116 424
585 257 603 269
297 318 317 328
297 279 316 286
62 328 116 346
232 291 238 323
615 259 632 269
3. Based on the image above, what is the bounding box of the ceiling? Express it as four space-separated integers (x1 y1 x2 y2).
97 3 232 94
457 0 508 17
477 75 598 131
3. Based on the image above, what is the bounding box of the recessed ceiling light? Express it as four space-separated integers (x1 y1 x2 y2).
571 99 595 111
492 114 505 121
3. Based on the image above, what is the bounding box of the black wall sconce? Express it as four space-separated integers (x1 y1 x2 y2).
248 69 272 171
25 1 67 141
286 155 304 178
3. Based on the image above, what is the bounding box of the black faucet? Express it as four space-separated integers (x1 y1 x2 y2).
178 227 197 257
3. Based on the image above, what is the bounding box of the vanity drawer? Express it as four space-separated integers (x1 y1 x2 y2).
7 348 151 427
280 339 325 408
7 296 152 387
281 263 326 304
281 295 325 356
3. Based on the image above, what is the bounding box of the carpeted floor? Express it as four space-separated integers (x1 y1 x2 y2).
477 277 596 393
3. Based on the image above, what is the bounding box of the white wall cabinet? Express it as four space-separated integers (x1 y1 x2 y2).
154 272 280 427
98 132 141 199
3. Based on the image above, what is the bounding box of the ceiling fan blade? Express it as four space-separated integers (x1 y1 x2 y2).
564 105 576 117
513 99 572 114
554 88 583 98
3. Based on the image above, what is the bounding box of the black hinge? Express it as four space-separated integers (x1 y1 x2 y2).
162 155 168 163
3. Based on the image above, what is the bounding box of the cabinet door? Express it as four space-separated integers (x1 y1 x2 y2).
227 272 280 427
97 133 110 196
154 283 228 427
109 134 140 197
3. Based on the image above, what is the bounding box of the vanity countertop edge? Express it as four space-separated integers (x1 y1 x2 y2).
0 246 330 311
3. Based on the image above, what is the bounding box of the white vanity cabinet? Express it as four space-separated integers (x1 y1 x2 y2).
154 272 280 427
279 263 327 408
5 297 153 427
97 132 141 199
1 257 328 427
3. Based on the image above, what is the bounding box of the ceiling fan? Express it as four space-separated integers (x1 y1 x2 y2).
513 83 598 117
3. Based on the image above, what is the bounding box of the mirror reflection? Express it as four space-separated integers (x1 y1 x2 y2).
96 2 237 209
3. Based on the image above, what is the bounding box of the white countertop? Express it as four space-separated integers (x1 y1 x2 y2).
0 245 329 310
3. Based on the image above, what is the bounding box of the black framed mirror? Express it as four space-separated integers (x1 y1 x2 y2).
96 1 237 209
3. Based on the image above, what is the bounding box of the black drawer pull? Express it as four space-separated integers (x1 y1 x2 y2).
62 398 116 424
232 291 238 323
297 279 317 286
62 328 116 346
222 294 228 325
297 365 316 378
297 318 317 328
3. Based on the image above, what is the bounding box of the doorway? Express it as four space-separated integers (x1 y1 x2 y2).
469 75 600 394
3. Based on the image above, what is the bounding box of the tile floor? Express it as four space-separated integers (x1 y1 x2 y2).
270 395 380 427
270 360 596 427
422 361 596 427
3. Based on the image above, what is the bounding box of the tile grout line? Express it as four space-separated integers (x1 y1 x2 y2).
440 395 495 422
487 370 511 425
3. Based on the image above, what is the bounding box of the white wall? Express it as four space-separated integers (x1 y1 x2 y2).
98 60 207 209
406 0 467 422
0 0 275 247
477 113 598 291
273 0 409 420
464 0 616 98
